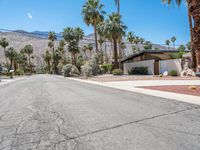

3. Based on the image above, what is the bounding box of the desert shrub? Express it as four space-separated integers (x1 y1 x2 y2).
15 68 24 76
170 70 178 76
62 64 80 77
35 67 46 74
71 65 80 76
81 65 93 77
112 69 123 75
101 64 114 74
128 67 148 75
76 56 84 71
81 59 101 77
62 64 72 77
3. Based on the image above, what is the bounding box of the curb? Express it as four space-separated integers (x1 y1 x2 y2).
66 77 200 105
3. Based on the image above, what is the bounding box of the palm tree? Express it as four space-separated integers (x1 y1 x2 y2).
23 45 34 74
87 44 93 59
165 40 171 50
82 0 105 53
63 27 84 65
0 38 9 68
114 0 120 14
171 36 177 50
104 13 127 69
48 31 57 74
162 0 200 69
5 47 17 71
43 50 52 73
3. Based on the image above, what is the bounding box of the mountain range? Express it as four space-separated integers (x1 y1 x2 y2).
0 30 169 66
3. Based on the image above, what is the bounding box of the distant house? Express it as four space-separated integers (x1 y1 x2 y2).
121 50 190 75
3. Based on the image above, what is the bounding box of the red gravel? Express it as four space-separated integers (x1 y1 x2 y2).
75 75 200 82
140 85 200 96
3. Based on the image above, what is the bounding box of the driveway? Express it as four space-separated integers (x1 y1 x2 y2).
0 75 200 150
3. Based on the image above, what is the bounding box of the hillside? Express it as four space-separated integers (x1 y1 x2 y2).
0 31 169 66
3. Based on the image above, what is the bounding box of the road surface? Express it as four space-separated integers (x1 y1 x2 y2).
0 75 200 150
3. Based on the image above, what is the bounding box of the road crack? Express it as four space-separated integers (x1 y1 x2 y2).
67 106 200 140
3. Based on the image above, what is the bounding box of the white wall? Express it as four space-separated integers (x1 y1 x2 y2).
159 59 182 75
123 60 155 75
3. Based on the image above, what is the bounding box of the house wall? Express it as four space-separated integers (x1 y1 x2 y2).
159 59 182 75
123 60 155 75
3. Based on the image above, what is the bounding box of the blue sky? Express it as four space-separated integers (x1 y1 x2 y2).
0 0 189 45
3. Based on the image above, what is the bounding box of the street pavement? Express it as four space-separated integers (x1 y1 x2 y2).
0 74 200 150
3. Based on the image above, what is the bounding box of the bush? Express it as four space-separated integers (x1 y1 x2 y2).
81 65 93 77
81 59 101 77
15 69 24 76
71 65 80 76
62 64 72 77
62 64 80 77
128 67 148 75
101 64 114 74
170 70 178 76
112 69 123 76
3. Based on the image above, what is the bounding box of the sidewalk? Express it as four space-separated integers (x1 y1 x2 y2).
67 77 200 105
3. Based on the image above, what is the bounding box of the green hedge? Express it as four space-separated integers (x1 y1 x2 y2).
170 70 178 76
101 64 114 73
128 67 148 75
112 69 123 76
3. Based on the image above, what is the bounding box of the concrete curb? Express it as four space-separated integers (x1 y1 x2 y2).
0 77 27 86
66 77 200 105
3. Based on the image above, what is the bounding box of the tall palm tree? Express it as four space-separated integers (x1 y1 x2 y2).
82 0 105 53
165 40 171 50
162 0 200 69
43 50 52 73
23 45 34 74
63 27 84 65
171 36 177 50
104 13 127 69
0 38 9 68
48 31 57 74
114 0 120 14
5 47 17 71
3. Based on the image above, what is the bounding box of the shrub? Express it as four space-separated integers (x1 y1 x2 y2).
81 59 101 77
15 69 24 76
81 65 93 77
188 86 197 90
170 70 178 76
128 67 148 75
62 64 80 77
62 64 72 77
112 69 123 76
71 65 80 76
101 64 114 74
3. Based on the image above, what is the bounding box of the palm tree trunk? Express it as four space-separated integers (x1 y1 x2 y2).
28 55 32 74
117 0 120 15
113 39 119 69
188 11 196 69
94 24 99 53
52 45 56 74
189 0 200 69
48 61 51 73
104 41 108 63
9 59 13 71
3 48 8 69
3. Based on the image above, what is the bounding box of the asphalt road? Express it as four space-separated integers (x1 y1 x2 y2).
0 75 200 150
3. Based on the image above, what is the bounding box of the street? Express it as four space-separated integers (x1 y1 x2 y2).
0 75 200 150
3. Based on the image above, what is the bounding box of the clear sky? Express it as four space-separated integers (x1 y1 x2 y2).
0 0 189 45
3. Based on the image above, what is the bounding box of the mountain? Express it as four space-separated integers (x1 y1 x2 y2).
0 30 170 66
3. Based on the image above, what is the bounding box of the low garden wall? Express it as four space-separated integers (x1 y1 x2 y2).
123 60 155 75
159 59 182 75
